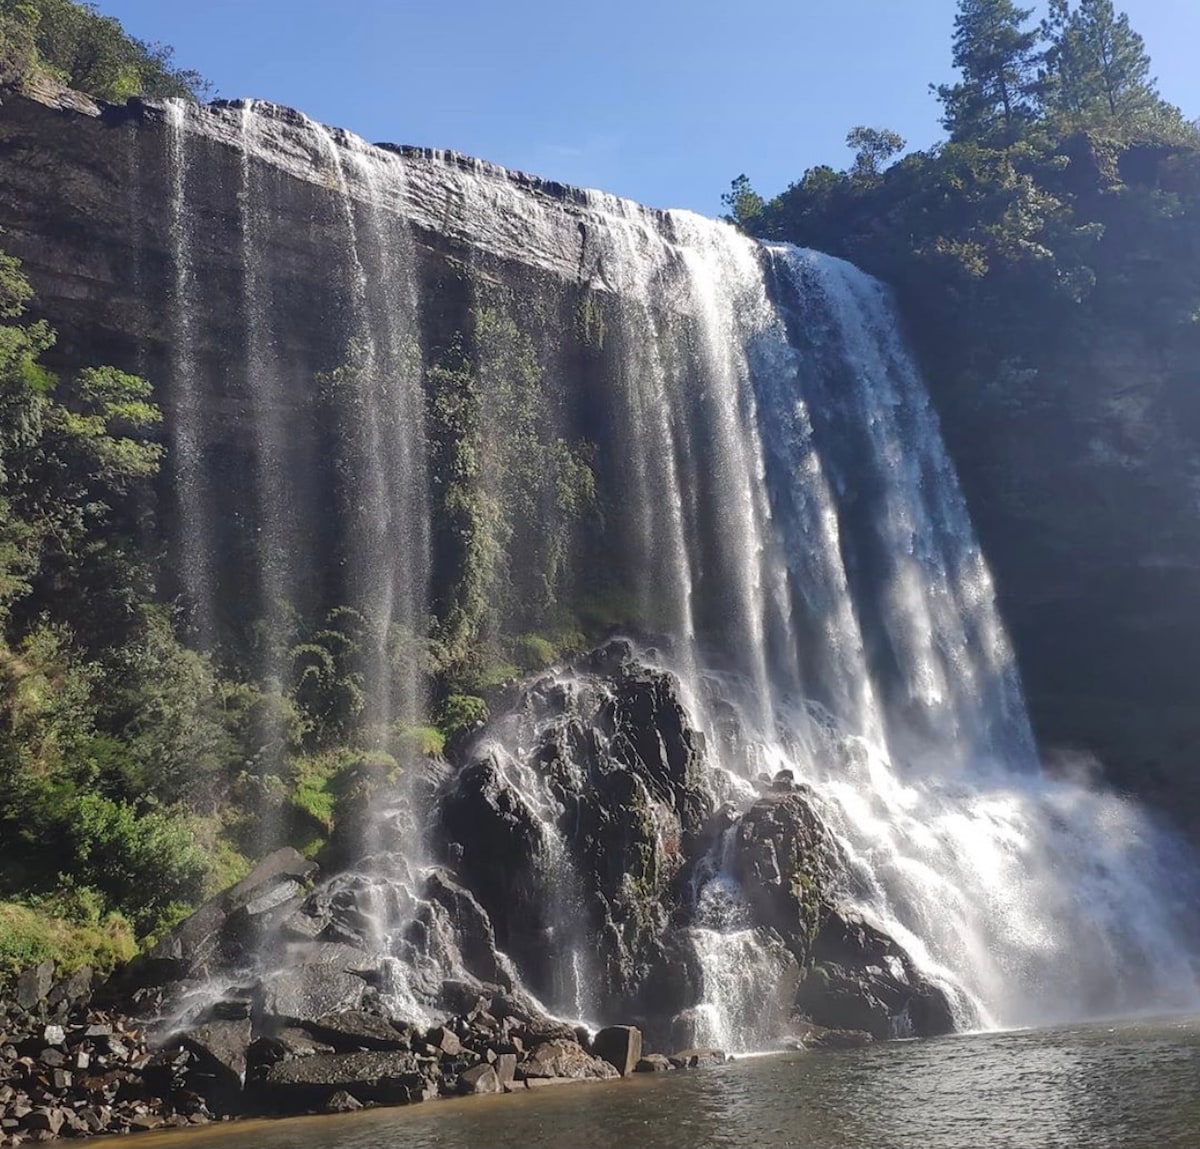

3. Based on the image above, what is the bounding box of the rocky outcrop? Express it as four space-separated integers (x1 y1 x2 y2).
0 639 971 1142
729 789 838 967
438 641 715 1020
796 909 957 1040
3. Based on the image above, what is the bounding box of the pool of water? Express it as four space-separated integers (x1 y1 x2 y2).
136 1015 1200 1149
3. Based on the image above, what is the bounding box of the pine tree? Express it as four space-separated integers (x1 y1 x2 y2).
1042 0 1160 126
936 0 1042 142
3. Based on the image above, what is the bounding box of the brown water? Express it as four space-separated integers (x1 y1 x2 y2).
137 1016 1200 1149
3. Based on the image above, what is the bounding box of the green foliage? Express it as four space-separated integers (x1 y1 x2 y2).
729 0 1199 391
721 174 766 231
67 794 208 934
394 723 446 758
0 0 208 101
0 900 136 991
436 693 489 742
287 749 365 830
288 607 370 745
936 0 1043 142
846 126 906 183
1041 0 1168 131
425 303 596 679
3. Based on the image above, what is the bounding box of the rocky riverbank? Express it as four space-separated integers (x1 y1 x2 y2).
1 957 745 1144
2 642 960 1143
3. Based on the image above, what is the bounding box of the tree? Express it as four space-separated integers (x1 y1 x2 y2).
0 0 208 101
846 126 906 182
720 174 765 232
936 0 1042 142
1042 0 1163 128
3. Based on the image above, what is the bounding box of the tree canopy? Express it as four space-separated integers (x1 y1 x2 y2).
0 0 208 101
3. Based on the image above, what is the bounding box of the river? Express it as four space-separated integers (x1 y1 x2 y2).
135 1015 1200 1149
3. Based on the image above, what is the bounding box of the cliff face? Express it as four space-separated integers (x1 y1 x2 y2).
922 259 1200 827
0 87 1197 828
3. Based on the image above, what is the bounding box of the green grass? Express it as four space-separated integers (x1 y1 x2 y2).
0 901 137 991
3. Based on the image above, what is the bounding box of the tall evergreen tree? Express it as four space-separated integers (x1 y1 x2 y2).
936 0 1042 142
1041 0 1161 126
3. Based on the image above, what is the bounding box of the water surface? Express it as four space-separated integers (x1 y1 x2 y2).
138 1016 1200 1149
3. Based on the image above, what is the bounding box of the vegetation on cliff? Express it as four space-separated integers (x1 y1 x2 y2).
0 242 218 979
0 0 207 101
723 0 1200 809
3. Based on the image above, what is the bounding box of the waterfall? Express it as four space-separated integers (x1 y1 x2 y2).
164 101 217 645
151 101 1200 1043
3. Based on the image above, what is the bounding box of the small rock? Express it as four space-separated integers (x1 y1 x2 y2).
634 1054 673 1073
459 1064 500 1095
324 1090 363 1113
22 1108 64 1135
423 1026 462 1057
494 1052 518 1089
15 962 55 1012
669 1047 727 1069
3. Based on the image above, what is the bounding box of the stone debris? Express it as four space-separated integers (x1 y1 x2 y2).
2 962 727 1145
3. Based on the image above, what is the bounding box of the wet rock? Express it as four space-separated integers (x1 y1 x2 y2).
257 948 375 1024
179 1018 252 1089
911 986 956 1037
128 848 318 986
304 1012 412 1052
262 1050 427 1108
421 871 510 988
795 963 893 1040
518 1040 618 1081
592 1025 642 1077
806 909 959 1038
459 1064 500 1094
669 1047 727 1069
634 1053 673 1072
730 793 837 965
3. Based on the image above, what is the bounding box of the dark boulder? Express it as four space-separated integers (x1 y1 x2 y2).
303 1012 412 1052
261 1050 430 1109
15 961 55 1012
256 946 376 1025
592 1025 642 1076
178 1019 252 1089
459 1064 501 1094
807 908 960 1038
729 793 837 966
115 848 318 991
794 963 893 1040
669 1047 726 1069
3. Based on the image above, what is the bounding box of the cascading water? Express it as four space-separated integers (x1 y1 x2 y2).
164 101 217 647
152 100 1200 1046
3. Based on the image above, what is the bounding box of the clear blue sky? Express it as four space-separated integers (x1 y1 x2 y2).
97 0 1200 215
